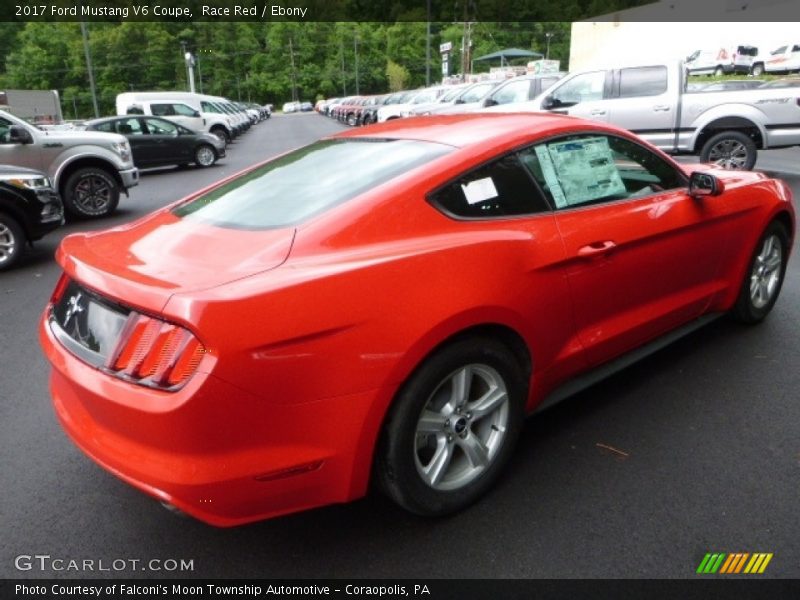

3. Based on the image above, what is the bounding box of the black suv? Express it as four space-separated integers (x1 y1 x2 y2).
0 165 63 271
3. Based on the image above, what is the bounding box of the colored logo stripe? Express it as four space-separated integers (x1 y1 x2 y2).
697 553 773 574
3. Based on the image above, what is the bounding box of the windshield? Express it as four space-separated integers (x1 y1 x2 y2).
173 139 453 229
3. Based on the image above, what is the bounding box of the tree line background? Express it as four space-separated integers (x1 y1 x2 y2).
0 21 572 119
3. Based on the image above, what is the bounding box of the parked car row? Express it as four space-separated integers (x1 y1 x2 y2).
0 91 270 271
316 72 565 128
686 43 800 76
117 92 269 146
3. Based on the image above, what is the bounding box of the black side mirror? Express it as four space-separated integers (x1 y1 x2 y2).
454 98 465 104
483 98 498 108
689 171 725 197
541 96 556 110
9 125 33 144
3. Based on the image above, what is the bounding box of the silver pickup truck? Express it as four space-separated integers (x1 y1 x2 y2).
0 109 138 218
495 61 800 170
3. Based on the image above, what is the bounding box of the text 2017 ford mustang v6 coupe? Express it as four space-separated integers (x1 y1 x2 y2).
40 113 794 526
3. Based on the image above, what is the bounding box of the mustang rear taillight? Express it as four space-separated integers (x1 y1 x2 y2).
108 313 206 390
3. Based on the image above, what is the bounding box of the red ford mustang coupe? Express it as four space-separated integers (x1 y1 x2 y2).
40 114 794 526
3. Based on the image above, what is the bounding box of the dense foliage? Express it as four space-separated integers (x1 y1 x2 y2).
0 22 571 118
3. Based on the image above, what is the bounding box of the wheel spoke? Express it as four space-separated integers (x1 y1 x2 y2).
448 366 472 412
759 279 771 301
421 436 454 487
765 253 781 272
457 431 490 469
469 385 508 420
417 409 447 434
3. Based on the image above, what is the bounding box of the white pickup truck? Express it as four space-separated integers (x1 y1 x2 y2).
494 61 800 170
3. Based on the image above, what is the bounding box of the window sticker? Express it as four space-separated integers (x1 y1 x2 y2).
538 137 626 207
534 145 567 208
461 177 499 205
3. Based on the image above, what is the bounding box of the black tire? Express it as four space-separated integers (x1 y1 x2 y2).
714 66 724 77
752 63 765 76
210 127 230 146
376 337 527 516
0 212 25 271
62 167 120 218
699 131 757 170
194 144 217 168
732 221 789 324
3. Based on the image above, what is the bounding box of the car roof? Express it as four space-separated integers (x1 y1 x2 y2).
331 112 612 150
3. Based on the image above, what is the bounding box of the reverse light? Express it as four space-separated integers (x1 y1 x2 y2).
108 312 206 390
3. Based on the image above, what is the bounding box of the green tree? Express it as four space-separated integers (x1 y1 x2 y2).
386 59 410 91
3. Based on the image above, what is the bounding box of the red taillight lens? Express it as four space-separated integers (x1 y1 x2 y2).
108 312 205 390
50 273 70 304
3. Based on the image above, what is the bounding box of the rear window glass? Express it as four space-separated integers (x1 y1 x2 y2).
173 139 453 229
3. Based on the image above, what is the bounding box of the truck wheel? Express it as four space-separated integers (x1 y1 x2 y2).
210 127 230 145
194 144 217 168
714 66 724 76
0 212 25 271
751 63 764 76
699 131 757 170
63 167 120 218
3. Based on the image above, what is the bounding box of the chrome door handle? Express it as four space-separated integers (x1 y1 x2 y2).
590 109 606 116
653 105 671 112
578 240 617 258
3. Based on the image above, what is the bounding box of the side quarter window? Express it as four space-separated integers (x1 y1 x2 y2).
428 154 550 219
518 134 686 210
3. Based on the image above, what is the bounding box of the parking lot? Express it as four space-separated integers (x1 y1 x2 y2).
1 112 799 579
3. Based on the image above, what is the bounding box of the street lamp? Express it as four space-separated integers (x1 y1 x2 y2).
545 32 553 60
184 51 196 93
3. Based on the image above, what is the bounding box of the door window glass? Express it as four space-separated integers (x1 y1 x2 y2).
519 134 685 210
548 71 606 106
619 66 668 98
144 118 178 135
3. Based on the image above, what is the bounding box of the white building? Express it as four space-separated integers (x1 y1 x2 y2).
570 0 799 70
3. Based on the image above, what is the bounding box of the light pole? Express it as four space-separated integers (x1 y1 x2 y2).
184 51 196 93
545 32 553 60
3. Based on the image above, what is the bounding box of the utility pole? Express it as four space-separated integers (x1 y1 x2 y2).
425 0 431 85
289 37 298 101
340 38 347 96
80 21 99 118
354 34 359 95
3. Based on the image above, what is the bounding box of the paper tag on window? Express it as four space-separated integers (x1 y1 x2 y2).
461 177 498 205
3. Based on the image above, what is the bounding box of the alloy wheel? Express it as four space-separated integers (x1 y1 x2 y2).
707 139 749 170
413 364 509 491
749 233 783 309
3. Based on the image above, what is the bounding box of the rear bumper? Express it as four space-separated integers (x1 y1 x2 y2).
40 312 379 527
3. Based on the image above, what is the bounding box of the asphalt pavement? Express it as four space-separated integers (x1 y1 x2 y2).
1 114 798 580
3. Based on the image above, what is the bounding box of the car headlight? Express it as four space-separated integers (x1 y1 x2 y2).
3 175 52 190
111 141 131 162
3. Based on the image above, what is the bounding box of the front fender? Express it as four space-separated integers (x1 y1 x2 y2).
52 147 130 188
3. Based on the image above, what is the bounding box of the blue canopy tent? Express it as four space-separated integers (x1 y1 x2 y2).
473 48 544 67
